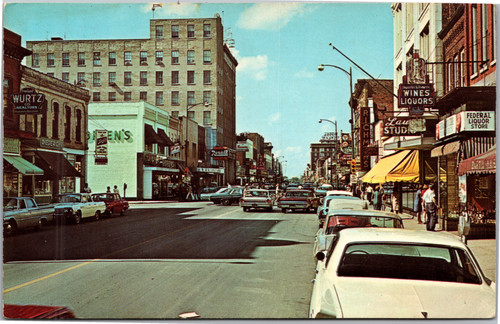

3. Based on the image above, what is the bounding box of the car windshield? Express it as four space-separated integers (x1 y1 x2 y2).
337 243 481 284
245 190 268 197
215 188 229 194
60 195 82 203
325 215 403 234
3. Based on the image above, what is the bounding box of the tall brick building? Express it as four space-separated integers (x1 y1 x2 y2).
24 15 238 182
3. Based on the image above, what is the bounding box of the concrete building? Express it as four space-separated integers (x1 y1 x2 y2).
24 14 238 183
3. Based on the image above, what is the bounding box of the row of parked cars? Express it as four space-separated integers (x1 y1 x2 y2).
3 193 129 235
308 190 496 319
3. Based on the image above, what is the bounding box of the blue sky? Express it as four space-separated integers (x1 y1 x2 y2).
3 1 394 178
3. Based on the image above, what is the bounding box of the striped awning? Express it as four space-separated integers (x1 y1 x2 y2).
458 145 496 176
461 136 496 160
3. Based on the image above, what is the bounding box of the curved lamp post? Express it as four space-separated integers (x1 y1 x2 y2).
318 118 337 186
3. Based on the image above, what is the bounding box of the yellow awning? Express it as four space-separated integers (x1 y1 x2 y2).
361 150 412 184
385 150 420 183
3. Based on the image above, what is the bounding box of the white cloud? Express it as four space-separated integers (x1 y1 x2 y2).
236 54 271 80
268 112 281 124
285 146 303 154
141 3 200 16
238 3 307 30
294 69 314 78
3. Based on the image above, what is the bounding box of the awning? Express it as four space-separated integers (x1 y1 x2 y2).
362 150 419 184
458 145 496 176
431 141 461 157
145 124 163 144
4 155 44 175
35 151 82 178
157 128 175 146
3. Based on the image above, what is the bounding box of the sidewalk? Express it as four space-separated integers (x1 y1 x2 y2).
400 211 496 281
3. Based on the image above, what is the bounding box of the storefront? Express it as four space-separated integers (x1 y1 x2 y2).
454 145 496 239
87 102 179 200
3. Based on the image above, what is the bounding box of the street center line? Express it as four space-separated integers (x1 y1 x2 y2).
3 259 99 294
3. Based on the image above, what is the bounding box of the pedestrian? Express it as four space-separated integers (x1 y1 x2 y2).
113 185 119 194
414 185 423 223
83 183 91 193
421 184 428 224
391 185 400 214
186 184 195 201
366 185 373 204
227 182 232 188
106 186 111 193
422 183 438 231
372 186 380 210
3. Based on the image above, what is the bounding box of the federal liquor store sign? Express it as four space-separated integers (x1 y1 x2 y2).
11 88 45 114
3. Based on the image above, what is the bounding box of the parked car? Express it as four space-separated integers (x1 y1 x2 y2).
309 228 496 319
4 304 75 319
277 189 319 213
210 187 244 205
240 189 274 212
53 193 106 224
200 187 222 201
91 193 129 216
313 210 404 257
3 197 55 235
317 196 367 225
325 190 352 197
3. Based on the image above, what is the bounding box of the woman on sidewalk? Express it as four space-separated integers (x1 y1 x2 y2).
414 185 423 223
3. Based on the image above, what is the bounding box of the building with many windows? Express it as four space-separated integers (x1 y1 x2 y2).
24 14 238 183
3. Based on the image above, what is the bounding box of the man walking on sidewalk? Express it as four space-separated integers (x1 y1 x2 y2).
422 183 438 231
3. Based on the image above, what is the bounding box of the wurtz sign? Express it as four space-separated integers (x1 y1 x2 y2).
11 88 45 114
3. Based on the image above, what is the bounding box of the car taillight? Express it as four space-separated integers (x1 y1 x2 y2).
240 199 244 203
266 199 270 203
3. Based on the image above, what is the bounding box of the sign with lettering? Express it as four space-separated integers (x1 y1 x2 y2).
11 88 45 114
170 144 181 155
459 111 495 132
211 146 235 160
359 107 371 171
382 117 426 136
320 132 336 142
3 138 20 154
236 141 249 151
398 84 435 115
39 137 63 150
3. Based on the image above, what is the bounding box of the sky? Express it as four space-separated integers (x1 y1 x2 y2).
3 1 394 178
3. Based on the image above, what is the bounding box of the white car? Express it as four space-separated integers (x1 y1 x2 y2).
310 228 496 319
325 190 353 197
240 189 274 212
53 193 106 224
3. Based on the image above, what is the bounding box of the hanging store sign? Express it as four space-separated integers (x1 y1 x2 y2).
95 129 108 165
359 106 371 171
436 111 495 140
211 146 235 160
170 144 181 155
236 141 249 151
11 88 45 114
3 138 20 154
398 54 435 116
382 117 426 136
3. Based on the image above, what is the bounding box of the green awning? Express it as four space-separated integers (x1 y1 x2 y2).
4 155 44 175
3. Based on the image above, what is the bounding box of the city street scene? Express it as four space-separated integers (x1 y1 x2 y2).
2 1 497 320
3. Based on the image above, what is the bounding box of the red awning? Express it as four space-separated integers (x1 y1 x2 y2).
458 145 496 176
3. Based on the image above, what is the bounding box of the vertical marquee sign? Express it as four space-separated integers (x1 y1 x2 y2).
359 106 371 171
95 129 108 165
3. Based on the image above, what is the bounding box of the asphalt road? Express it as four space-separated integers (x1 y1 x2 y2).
3 202 319 319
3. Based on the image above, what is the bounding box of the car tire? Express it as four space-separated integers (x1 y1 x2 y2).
94 210 101 221
222 199 231 206
281 208 287 213
243 207 248 212
120 208 125 216
4 220 17 235
74 212 82 224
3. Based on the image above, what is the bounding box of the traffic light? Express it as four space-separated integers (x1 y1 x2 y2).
184 167 189 176
350 161 356 173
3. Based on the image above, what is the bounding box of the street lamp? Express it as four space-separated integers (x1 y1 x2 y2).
318 64 354 158
185 102 210 170
318 118 337 187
